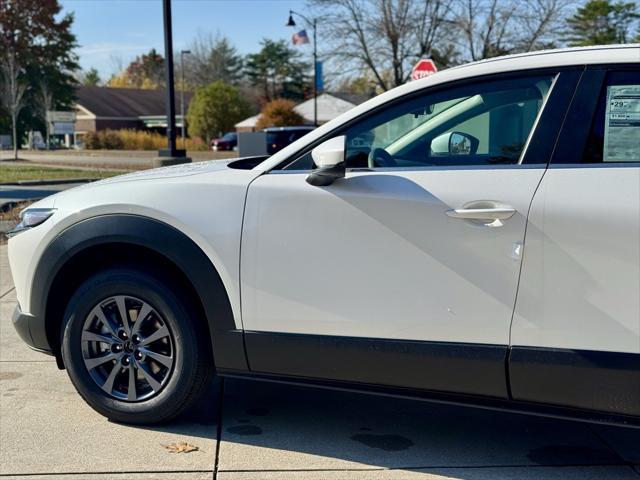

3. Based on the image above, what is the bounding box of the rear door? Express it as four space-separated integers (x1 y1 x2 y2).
510 66 640 416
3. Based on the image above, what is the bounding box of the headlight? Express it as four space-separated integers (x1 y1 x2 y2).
6 208 56 238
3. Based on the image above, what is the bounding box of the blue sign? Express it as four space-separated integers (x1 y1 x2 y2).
315 61 323 92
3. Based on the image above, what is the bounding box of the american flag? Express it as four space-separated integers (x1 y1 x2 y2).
292 30 310 45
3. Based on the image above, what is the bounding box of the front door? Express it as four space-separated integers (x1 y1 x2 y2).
240 70 579 398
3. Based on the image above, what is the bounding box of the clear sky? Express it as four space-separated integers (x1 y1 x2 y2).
60 0 311 78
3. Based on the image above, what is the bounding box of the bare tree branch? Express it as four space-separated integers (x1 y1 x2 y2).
451 0 570 61
38 77 54 148
0 52 27 160
309 0 570 91
311 0 454 91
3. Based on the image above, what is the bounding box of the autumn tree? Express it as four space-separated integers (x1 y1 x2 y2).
0 0 78 157
565 0 640 46
187 81 250 143
256 99 305 129
245 39 309 102
109 49 164 89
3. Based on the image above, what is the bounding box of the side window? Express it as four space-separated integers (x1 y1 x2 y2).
583 71 640 163
343 75 554 169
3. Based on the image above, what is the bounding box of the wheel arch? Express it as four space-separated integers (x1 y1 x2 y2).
31 214 247 372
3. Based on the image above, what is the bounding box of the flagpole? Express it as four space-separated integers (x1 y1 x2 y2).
287 10 318 127
313 18 317 127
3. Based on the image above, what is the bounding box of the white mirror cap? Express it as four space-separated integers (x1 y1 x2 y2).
311 135 346 168
430 132 451 155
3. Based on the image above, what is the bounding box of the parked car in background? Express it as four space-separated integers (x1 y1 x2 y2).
265 126 315 154
211 132 237 151
7 45 640 426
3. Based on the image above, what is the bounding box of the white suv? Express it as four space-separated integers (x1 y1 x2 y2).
8 45 640 425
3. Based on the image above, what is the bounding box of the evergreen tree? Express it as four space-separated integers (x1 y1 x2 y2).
244 39 310 103
182 33 244 88
81 68 101 87
565 0 640 46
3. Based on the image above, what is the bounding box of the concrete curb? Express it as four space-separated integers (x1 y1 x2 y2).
0 178 96 186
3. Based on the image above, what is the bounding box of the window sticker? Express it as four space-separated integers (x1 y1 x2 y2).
603 85 640 162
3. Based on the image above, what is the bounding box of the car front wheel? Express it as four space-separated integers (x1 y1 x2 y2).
61 267 213 424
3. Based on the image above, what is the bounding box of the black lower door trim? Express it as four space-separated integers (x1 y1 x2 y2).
244 331 509 399
510 346 640 417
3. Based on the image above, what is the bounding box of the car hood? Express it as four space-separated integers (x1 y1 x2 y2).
44 158 263 209
97 159 233 184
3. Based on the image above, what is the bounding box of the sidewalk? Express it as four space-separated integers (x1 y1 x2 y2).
1 243 639 479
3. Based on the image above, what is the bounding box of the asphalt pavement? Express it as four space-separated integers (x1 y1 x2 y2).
1 244 639 479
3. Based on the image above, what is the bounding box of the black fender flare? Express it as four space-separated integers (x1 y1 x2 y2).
30 214 248 371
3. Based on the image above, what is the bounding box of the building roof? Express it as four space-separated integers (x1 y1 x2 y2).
235 114 261 129
76 86 192 118
294 93 364 124
328 92 371 106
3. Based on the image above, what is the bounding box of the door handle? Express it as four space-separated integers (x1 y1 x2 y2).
446 205 516 221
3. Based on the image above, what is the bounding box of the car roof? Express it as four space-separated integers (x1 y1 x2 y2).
256 44 640 172
445 44 639 73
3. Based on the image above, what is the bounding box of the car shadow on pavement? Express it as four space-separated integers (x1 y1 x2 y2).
108 377 221 440
119 375 640 473
209 377 639 473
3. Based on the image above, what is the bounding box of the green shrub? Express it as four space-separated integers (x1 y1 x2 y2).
187 81 251 144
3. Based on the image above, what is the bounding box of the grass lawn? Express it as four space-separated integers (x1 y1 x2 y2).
0 164 124 183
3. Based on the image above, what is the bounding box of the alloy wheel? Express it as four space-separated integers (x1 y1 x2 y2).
81 295 175 401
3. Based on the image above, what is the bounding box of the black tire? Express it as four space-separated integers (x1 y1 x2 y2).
61 267 213 424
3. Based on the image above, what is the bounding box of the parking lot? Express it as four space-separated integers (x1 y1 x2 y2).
1 243 639 480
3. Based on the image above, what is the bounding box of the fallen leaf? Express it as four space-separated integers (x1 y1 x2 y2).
162 442 199 453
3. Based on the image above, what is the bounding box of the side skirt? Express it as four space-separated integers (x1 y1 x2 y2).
242 331 509 399
509 346 640 417
229 331 640 425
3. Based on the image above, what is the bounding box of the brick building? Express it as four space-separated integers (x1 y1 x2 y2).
74 86 192 137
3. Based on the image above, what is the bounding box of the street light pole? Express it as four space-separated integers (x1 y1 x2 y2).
287 10 318 127
155 0 189 166
180 50 191 150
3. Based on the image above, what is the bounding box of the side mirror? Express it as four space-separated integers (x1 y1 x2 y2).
306 135 346 187
430 131 479 156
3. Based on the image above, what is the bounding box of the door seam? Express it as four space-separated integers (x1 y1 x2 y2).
505 68 586 398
